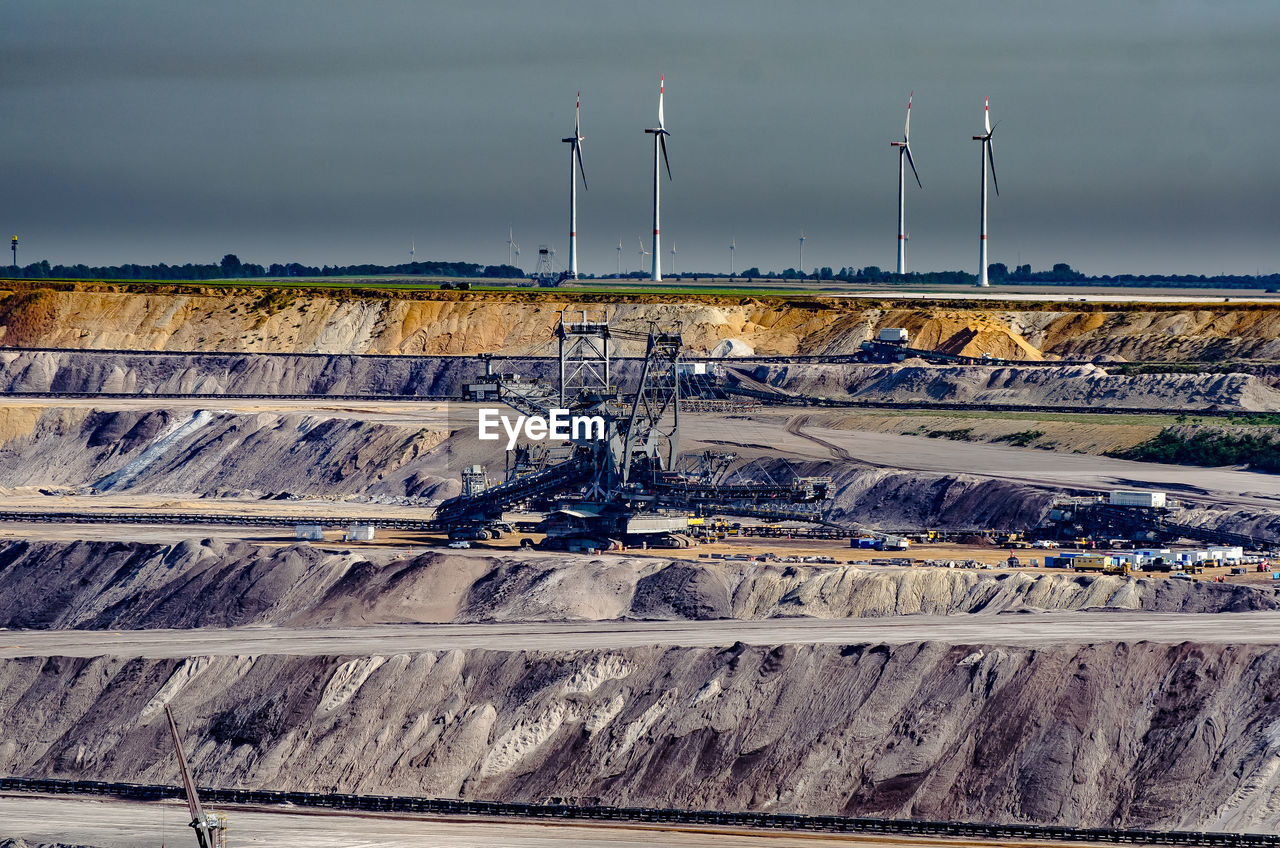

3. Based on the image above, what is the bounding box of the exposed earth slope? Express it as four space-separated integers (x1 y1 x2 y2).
7 283 1280 361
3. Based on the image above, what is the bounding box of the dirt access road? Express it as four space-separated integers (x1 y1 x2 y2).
0 793 1121 848
682 413 1280 511
7 611 1280 660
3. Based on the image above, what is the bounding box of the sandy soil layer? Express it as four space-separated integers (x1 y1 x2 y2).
9 286 1280 361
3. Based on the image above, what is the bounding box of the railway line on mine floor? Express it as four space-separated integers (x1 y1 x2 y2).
0 777 1273 848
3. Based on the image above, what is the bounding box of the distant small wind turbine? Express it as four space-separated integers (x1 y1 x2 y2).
729 234 736 276
507 225 520 271
670 242 677 276
562 92 588 279
973 96 1000 287
616 237 623 276
409 240 415 261
890 91 922 274
798 231 806 275
637 234 651 270
643 75 672 282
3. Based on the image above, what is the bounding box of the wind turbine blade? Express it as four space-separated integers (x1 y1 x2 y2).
904 90 913 140
576 144 587 190
904 144 922 189
984 96 991 134
657 74 665 128
575 91 581 135
987 139 999 196
660 134 671 180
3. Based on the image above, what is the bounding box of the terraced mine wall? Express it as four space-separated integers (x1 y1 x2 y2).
4 349 1280 413
0 404 1057 530
1 540 1275 631
7 283 1280 360
725 363 1280 412
0 349 559 397
4 640 1280 831
3 542 1280 831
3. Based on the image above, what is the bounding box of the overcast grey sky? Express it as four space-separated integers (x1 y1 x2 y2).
2 1 1277 276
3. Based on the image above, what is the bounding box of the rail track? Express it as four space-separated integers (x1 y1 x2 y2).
0 777 1272 847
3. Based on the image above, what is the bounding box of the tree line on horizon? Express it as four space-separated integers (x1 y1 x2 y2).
3 253 1278 290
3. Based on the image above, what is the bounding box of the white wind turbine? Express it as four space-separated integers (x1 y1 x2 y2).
670 242 677 276
644 75 672 282
562 92 588 279
973 96 1000 287
616 237 623 276
890 91 922 274
798 231 806 275
507 225 520 270
729 234 736 276
637 234 651 271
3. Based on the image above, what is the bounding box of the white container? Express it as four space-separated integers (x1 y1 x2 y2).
295 524 324 541
1109 490 1166 508
877 328 910 344
346 524 375 542
625 514 688 535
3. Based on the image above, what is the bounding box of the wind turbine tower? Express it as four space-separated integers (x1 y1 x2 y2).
729 235 736 276
644 75 672 282
973 97 1000 287
637 235 651 270
798 232 806 276
616 238 623 276
507 225 520 270
562 92 588 279
890 92 922 274
670 242 677 276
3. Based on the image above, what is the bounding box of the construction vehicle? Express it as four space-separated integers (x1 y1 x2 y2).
164 705 227 848
433 311 839 549
1070 555 1132 576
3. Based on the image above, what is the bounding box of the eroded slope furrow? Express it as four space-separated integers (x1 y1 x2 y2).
0 407 452 499
2 641 1280 831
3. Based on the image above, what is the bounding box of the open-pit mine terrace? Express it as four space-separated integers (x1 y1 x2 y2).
10 285 1280 844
